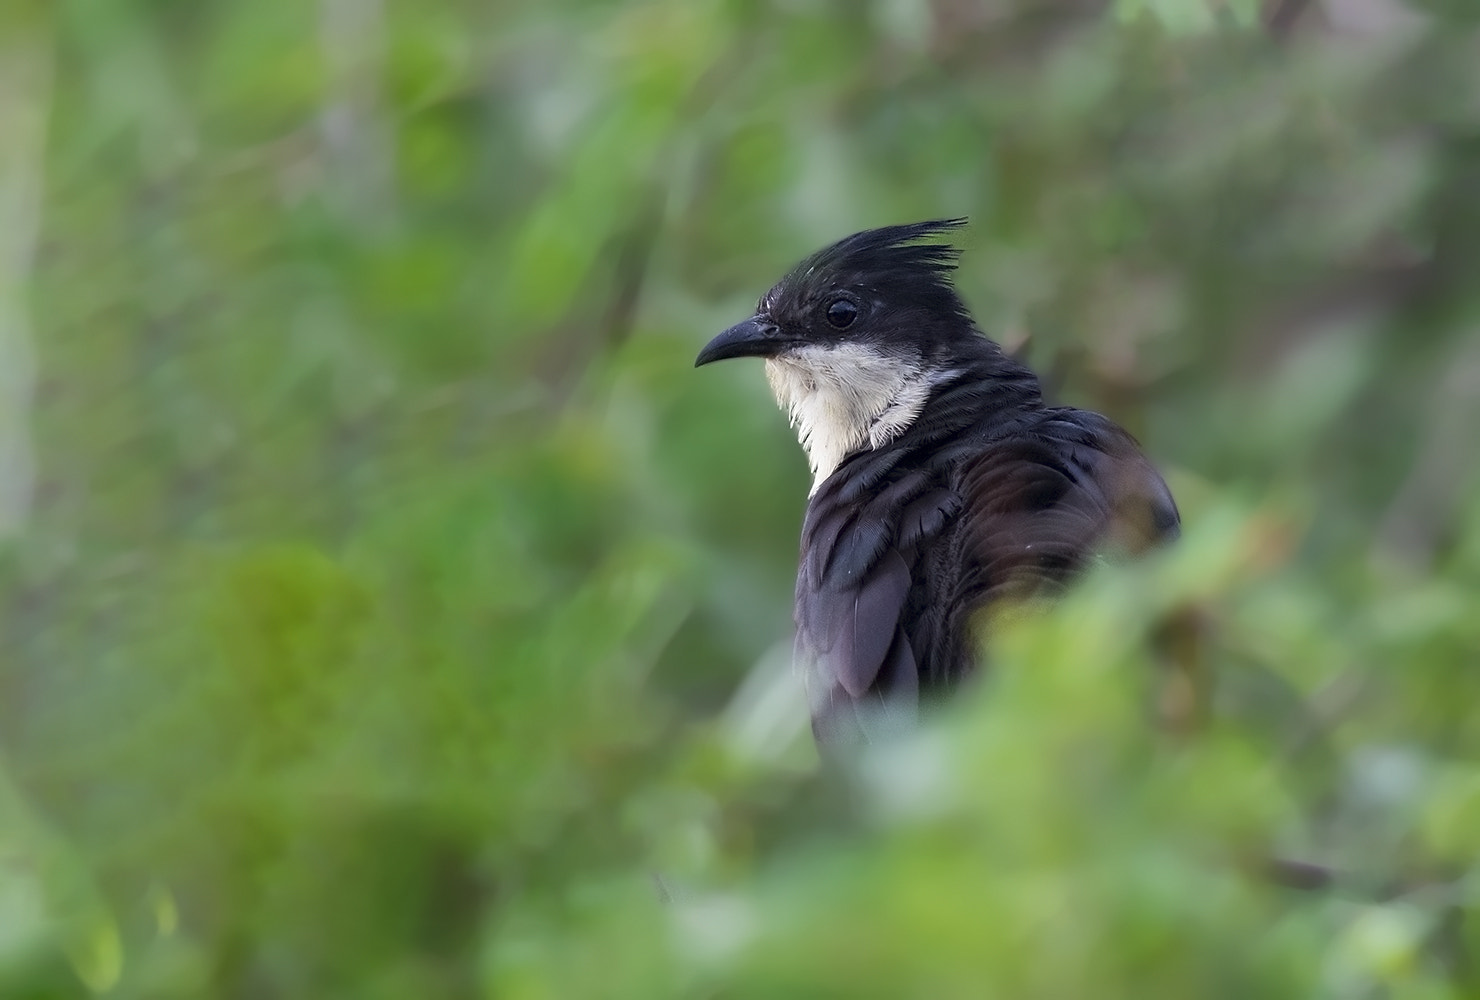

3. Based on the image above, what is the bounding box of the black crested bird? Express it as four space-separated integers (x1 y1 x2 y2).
696 220 1180 747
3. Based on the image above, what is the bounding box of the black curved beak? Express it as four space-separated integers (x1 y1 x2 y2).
694 317 786 367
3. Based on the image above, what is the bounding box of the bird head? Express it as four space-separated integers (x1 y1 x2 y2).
693 219 974 370
695 220 987 490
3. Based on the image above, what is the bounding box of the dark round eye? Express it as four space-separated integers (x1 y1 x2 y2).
825 298 857 330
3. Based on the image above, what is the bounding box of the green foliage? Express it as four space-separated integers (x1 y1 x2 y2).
2 0 1478 996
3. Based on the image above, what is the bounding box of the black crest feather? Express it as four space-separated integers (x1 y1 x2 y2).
769 219 972 324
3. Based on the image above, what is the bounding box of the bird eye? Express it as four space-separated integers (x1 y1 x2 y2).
825 298 857 330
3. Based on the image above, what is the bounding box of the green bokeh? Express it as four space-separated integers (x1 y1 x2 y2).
2 0 1478 996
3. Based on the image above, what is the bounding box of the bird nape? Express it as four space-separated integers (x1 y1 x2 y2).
696 219 1180 749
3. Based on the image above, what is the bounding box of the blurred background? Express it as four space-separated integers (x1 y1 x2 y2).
2 0 1479 996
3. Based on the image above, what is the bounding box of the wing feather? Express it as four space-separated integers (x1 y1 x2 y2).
833 548 911 697
796 404 1179 747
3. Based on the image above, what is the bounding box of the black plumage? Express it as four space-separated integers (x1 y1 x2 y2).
696 220 1180 746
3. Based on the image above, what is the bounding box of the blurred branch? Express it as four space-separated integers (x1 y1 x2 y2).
533 33 759 403
599 202 661 356
1377 329 1480 567
1264 0 1315 36
0 15 50 543
1264 856 1337 890
1320 0 1426 36
318 0 394 231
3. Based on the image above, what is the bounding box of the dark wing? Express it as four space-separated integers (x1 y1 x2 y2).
954 408 1179 609
796 408 1177 748
795 455 958 747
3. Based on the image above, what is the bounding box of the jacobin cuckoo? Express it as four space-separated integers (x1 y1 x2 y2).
696 220 1180 747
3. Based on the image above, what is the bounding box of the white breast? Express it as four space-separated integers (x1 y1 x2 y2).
764 344 943 493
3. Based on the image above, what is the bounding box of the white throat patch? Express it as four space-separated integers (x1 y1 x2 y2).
764 343 943 493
